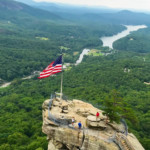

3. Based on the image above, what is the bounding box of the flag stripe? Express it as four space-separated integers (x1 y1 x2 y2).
40 65 62 74
38 71 61 78
39 68 62 78
40 66 62 75
40 69 61 76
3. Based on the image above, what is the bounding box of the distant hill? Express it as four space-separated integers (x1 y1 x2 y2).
0 0 61 24
81 10 150 25
5 0 150 26
14 0 36 5
15 0 118 13
107 10 150 25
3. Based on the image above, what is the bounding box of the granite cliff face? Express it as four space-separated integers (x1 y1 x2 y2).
42 97 144 150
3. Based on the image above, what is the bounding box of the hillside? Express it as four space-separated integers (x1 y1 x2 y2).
77 10 150 26
33 3 150 26
0 0 61 22
105 10 150 25
113 27 150 53
0 0 125 81
14 0 150 26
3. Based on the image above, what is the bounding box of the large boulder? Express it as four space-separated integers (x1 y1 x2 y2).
42 99 145 150
107 122 125 133
87 115 100 122
42 99 50 110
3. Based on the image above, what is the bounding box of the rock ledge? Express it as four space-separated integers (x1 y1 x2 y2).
42 98 144 150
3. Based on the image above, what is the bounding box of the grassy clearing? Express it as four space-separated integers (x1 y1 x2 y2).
73 52 79 55
65 66 72 71
88 49 104 56
60 46 70 51
36 37 49 40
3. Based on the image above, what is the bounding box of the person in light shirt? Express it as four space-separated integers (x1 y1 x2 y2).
71 117 75 126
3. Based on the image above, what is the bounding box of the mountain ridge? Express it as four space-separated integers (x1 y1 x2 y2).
0 0 61 22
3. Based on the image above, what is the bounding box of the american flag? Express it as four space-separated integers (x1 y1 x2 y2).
38 55 62 79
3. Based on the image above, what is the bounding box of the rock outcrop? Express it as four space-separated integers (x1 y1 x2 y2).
42 97 144 150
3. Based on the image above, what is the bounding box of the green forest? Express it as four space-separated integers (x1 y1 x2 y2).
0 0 150 150
0 17 125 81
0 52 150 149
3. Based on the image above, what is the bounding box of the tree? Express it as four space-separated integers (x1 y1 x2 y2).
103 90 123 123
102 90 138 124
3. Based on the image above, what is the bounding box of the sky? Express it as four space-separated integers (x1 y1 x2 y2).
33 0 150 11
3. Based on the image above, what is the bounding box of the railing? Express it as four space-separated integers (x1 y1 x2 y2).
113 133 135 150
121 119 128 136
48 94 54 110
55 92 70 101
48 93 76 128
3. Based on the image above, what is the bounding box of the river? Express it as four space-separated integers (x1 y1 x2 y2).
100 25 147 49
75 48 90 65
75 25 147 66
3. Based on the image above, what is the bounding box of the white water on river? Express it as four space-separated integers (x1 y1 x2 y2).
75 48 90 65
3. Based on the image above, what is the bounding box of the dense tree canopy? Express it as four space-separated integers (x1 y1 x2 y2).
0 51 150 149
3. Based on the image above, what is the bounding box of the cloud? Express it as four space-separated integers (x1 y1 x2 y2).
33 0 150 10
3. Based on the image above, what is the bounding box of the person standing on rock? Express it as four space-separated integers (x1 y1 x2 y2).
96 112 100 121
72 117 75 127
78 121 82 130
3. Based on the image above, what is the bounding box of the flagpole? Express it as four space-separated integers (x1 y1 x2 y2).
60 54 63 100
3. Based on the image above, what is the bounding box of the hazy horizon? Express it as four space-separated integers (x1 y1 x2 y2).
32 0 150 12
